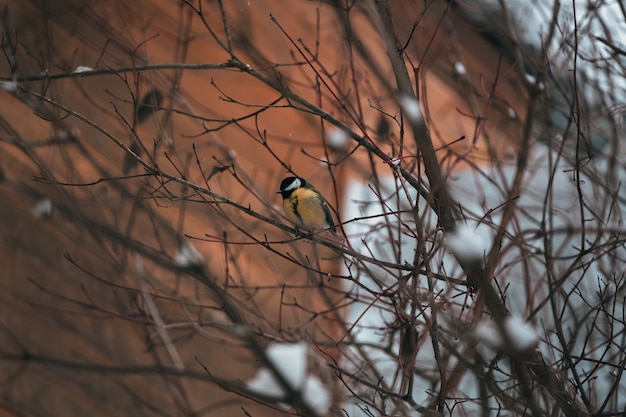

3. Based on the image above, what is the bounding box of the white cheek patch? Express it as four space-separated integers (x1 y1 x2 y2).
285 178 302 191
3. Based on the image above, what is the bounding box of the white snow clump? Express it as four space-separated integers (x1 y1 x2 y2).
174 242 204 268
445 223 488 262
453 61 467 76
325 127 350 152
74 65 94 73
31 198 53 218
475 316 539 352
247 342 331 415
399 95 423 123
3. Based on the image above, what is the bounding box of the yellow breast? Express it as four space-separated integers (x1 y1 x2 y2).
282 188 330 231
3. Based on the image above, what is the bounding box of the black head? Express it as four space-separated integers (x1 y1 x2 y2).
277 176 306 198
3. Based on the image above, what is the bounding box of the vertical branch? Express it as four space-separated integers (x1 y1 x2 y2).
373 0 457 231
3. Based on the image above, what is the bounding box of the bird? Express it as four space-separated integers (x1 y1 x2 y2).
277 176 337 234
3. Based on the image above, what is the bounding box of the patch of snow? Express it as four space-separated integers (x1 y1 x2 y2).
247 343 331 415
399 95 423 123
302 376 331 415
507 106 517 119
474 320 502 348
74 65 93 73
504 316 539 351
453 61 467 76
31 198 53 218
174 242 204 268
325 127 350 152
475 316 538 352
266 342 308 388
445 223 488 262
247 368 283 397
0 80 17 92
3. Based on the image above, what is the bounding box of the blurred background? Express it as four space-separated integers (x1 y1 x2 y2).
1 1 624 416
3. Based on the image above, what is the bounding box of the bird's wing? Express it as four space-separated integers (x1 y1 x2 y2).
321 199 337 234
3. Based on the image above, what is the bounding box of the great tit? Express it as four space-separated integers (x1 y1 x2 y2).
277 176 337 234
